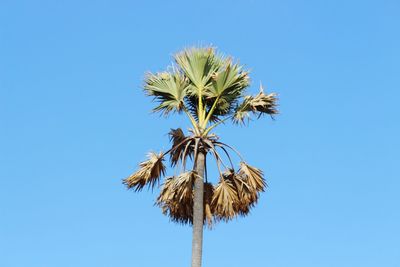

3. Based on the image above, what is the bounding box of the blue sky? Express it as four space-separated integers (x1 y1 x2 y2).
1 0 399 266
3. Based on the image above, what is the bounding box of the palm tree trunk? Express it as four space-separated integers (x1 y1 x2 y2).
191 151 205 267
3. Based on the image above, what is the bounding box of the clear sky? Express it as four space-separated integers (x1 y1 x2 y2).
1 0 399 266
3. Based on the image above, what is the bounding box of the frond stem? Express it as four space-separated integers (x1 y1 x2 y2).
217 145 235 170
202 95 221 129
183 107 200 135
214 141 245 161
198 86 204 126
163 137 192 157
203 116 233 136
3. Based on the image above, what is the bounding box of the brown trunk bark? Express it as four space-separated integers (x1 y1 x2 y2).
191 151 205 267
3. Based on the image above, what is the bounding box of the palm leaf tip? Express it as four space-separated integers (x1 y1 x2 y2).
123 152 166 191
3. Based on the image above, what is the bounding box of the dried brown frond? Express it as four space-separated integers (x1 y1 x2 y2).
204 182 214 227
169 128 186 145
239 162 266 192
250 91 278 115
156 172 196 224
211 175 239 221
168 128 189 166
233 89 278 124
157 173 216 226
223 169 259 216
123 152 166 191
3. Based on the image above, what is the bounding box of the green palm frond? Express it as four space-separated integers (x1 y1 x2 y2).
123 152 166 191
209 60 249 98
144 70 189 115
233 86 278 124
125 46 278 230
184 95 201 122
174 47 221 90
204 59 250 119
206 98 231 117
185 96 224 124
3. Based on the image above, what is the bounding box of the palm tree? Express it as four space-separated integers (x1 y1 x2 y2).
123 47 278 267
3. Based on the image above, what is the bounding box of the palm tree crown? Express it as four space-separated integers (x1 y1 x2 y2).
124 46 278 227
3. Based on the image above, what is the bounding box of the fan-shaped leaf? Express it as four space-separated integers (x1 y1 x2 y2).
233 88 278 124
168 128 191 167
211 176 239 221
174 47 220 89
156 172 195 224
157 172 214 226
123 152 166 191
144 70 189 116
204 60 250 118
238 162 266 192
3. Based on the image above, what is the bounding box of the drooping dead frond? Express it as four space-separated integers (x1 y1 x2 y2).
157 173 216 226
169 128 186 145
227 169 259 216
123 152 166 191
239 162 266 192
156 172 196 224
217 169 258 217
211 175 239 221
174 172 195 202
204 182 214 227
168 128 190 167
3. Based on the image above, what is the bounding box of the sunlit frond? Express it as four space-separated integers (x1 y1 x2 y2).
174 47 221 90
144 70 189 115
204 59 250 118
211 175 239 221
238 162 266 192
126 46 277 232
156 172 195 224
123 152 166 191
209 60 249 97
233 86 278 124
223 169 258 216
157 173 216 226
